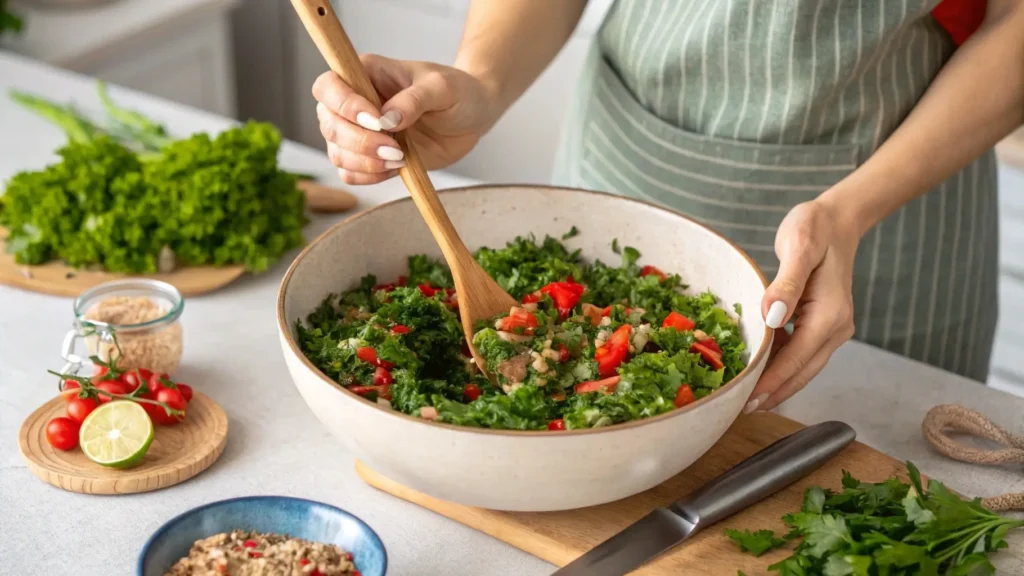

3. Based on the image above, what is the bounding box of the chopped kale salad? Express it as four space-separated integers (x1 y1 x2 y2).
296 232 748 431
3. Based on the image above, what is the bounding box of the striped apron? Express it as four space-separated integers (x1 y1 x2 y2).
554 0 999 382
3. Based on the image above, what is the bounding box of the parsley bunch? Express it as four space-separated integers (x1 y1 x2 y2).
728 462 1024 575
0 84 307 273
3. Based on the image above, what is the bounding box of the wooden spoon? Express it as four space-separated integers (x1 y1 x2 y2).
291 0 518 380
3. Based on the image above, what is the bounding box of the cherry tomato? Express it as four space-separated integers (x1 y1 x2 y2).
696 337 722 355
120 370 142 392
153 388 187 425
95 379 129 403
521 291 543 304
66 397 99 424
60 379 82 401
372 367 393 387
662 311 696 332
176 383 194 403
595 325 632 378
639 265 668 280
147 372 171 394
464 383 481 401
417 284 439 297
547 419 566 431
690 342 725 370
391 324 411 335
349 385 392 400
574 375 621 395
355 347 395 369
93 365 110 378
674 384 696 408
539 281 585 319
45 417 79 450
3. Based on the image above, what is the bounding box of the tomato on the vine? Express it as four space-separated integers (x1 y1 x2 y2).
176 383 194 403
153 388 187 425
45 417 79 450
120 370 143 392
95 380 128 403
59 379 82 401
66 397 98 424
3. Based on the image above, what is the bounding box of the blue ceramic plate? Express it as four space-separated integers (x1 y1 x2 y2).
138 496 387 575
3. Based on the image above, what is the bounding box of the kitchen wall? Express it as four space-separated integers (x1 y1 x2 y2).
231 0 1024 398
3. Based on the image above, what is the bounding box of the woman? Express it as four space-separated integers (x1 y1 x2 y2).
312 1 1023 414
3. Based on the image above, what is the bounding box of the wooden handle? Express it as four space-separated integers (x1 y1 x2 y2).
297 179 358 213
289 0 473 268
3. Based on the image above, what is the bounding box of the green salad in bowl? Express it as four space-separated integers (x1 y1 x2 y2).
296 231 746 431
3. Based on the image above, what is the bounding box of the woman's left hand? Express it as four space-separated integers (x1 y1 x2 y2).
744 198 861 414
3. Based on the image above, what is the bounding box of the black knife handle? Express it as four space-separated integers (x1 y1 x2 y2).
672 420 856 527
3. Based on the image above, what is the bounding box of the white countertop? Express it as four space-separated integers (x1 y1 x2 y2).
1 51 1022 575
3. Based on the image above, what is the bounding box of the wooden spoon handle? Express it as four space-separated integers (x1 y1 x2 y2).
290 0 472 265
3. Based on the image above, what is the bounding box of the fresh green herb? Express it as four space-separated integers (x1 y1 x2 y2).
1 84 307 273
734 303 743 316
561 226 579 240
298 233 748 430
0 0 22 39
611 238 621 254
726 529 787 557
726 461 1024 575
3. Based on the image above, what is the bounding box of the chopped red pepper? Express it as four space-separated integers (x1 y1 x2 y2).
498 308 539 334
539 281 586 319
662 311 696 332
690 342 725 370
372 367 393 386
574 375 621 395
696 336 722 355
243 540 257 548
674 384 696 408
521 291 542 304
418 284 439 297
547 419 566 431
640 265 668 280
464 383 481 401
391 324 410 335
557 343 570 363
595 325 632 377
355 347 395 369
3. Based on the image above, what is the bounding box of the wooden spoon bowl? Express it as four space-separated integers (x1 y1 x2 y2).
290 0 518 377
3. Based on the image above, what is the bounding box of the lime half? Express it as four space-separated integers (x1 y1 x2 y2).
79 401 154 469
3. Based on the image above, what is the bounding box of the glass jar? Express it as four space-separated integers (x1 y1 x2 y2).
60 279 185 377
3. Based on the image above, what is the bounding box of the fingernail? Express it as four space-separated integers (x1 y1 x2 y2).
356 112 381 132
383 160 406 169
743 393 769 414
377 146 404 161
765 301 788 329
379 110 402 130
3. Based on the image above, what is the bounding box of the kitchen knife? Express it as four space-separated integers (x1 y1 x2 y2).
551 420 856 576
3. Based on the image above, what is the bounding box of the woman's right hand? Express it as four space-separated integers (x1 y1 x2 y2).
313 54 498 185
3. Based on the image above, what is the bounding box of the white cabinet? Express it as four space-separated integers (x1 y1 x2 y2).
6 0 237 118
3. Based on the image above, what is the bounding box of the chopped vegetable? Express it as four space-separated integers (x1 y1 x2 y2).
297 233 747 430
726 462 1024 575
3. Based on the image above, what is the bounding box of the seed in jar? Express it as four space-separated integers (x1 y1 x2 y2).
82 296 182 375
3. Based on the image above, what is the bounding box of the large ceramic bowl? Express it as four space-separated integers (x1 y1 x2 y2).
138 496 387 575
278 185 771 512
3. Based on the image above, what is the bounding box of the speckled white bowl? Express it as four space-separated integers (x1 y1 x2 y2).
277 185 771 512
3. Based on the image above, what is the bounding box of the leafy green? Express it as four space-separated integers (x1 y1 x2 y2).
1 85 307 273
0 0 22 39
298 233 749 430
561 226 579 240
725 462 1024 575
726 529 787 557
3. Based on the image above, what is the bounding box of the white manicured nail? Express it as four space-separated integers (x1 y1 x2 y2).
379 110 402 130
355 112 381 132
377 146 404 161
743 393 769 414
383 160 405 169
765 301 788 329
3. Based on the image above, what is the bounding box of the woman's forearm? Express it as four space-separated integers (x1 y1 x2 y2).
454 0 587 122
820 0 1024 239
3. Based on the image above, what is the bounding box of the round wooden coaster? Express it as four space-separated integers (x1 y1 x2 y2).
18 391 228 495
0 237 246 298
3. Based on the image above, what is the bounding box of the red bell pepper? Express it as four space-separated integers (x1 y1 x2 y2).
662 311 696 332
574 375 621 395
356 346 395 369
696 336 721 355
539 280 586 319
594 325 632 377
674 384 696 408
690 341 724 370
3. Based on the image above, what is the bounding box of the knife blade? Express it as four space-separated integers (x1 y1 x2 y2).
551 420 856 576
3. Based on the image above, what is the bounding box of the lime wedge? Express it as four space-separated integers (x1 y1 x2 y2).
79 401 154 469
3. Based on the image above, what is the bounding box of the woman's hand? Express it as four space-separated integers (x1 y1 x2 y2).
745 199 861 414
312 55 499 185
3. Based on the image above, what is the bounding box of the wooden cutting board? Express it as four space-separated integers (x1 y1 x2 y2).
356 412 908 575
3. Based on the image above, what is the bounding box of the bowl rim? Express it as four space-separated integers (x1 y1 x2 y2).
136 495 388 576
277 184 771 437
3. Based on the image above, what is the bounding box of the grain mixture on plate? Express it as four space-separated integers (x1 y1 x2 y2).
164 529 358 576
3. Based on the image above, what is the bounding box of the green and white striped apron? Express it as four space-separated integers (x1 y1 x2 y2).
555 0 999 382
